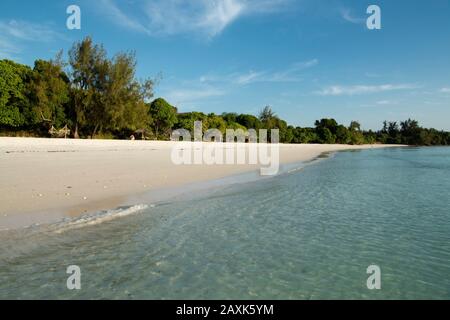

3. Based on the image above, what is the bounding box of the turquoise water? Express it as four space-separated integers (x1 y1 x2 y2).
0 147 449 299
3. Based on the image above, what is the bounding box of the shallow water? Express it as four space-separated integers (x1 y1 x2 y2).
1 147 449 299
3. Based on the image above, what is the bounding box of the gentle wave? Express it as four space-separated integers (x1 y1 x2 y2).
53 204 150 234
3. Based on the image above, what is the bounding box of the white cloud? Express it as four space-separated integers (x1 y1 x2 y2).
100 0 150 34
316 84 418 96
235 70 267 84
268 59 318 82
0 20 63 59
164 86 225 105
201 59 318 85
376 100 398 105
439 87 450 93
100 0 293 38
0 20 62 42
0 37 20 59
340 8 365 24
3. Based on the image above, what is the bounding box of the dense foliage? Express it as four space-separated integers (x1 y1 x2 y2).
1 37 449 145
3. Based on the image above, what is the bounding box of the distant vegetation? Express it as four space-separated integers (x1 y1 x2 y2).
1 37 449 146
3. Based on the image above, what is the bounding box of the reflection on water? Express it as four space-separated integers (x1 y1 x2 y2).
0 147 449 299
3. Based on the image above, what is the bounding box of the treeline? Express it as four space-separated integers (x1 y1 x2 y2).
1 37 449 146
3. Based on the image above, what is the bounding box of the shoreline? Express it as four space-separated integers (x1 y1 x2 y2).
0 137 405 230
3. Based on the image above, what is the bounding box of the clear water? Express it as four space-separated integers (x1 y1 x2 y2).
1 147 449 299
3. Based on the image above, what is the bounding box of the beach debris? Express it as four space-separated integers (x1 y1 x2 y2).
48 124 70 139
83 196 88 200
65 192 70 196
38 193 43 197
103 186 108 189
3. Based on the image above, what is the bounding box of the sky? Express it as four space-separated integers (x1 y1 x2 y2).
0 0 449 130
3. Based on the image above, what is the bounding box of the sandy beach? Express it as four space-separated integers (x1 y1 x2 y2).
0 138 401 229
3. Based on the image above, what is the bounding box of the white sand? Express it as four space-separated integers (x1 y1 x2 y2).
0 137 402 229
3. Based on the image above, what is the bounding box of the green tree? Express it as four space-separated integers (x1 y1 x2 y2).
259 106 276 128
349 121 361 132
28 55 70 129
0 60 32 127
102 52 153 134
382 121 402 144
315 119 338 144
400 119 421 145
69 36 108 138
206 113 227 133
315 118 338 134
292 127 318 143
149 98 178 138
335 125 351 144
316 127 336 144
221 112 238 125
236 114 262 130
285 125 295 143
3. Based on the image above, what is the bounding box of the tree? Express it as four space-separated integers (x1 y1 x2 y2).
221 112 238 125
259 106 276 128
385 121 401 144
349 121 361 132
102 52 153 134
0 60 32 127
68 36 108 138
69 37 154 138
315 119 339 144
336 125 351 144
175 112 208 135
400 118 421 145
28 55 70 129
315 118 338 134
149 98 177 138
292 127 317 144
206 113 227 133
285 125 295 143
272 117 288 142
316 127 336 144
236 114 262 130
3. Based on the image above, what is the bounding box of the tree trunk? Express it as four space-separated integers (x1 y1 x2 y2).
92 123 99 139
74 123 80 139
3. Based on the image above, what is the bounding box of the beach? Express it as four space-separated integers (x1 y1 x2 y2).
0 137 400 229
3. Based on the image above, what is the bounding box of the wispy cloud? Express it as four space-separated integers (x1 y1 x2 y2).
376 100 398 105
201 59 319 85
100 0 150 34
439 87 450 93
0 20 64 59
163 85 225 106
0 20 61 42
234 70 267 84
340 8 365 24
316 84 419 96
99 0 293 38
0 37 20 59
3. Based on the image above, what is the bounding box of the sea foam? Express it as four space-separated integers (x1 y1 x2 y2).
53 204 149 234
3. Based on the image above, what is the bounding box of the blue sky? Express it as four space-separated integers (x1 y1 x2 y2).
1 0 449 130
